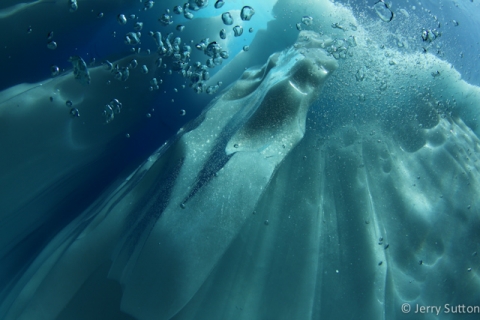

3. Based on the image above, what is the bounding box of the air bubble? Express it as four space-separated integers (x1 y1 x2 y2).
129 59 138 69
374 2 394 22
66 100 73 107
220 28 227 39
134 22 143 31
159 14 173 26
103 105 114 123
179 109 186 116
240 6 255 21
233 25 243 37
176 25 185 32
144 1 154 10
301 16 313 25
243 45 249 52
184 11 194 19
47 41 57 50
117 14 127 25
222 12 234 25
51 65 60 76
69 56 91 85
141 65 149 74
70 108 80 117
214 0 225 9
69 0 78 12
173 5 183 14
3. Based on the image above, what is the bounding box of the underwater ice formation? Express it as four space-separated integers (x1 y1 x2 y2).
1 30 338 320
1 0 480 319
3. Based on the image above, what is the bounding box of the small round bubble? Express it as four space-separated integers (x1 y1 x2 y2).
47 41 57 50
70 108 80 117
220 29 227 39
66 100 73 107
51 65 60 76
233 25 243 37
117 14 127 25
214 0 225 9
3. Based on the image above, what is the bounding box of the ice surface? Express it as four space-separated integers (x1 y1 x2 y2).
1 0 480 319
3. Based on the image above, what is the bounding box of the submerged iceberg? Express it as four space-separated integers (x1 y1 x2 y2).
1 0 480 319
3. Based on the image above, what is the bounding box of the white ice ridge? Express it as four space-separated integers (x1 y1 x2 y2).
0 30 338 320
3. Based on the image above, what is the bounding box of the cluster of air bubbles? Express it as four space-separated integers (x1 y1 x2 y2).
69 0 78 12
325 37 356 60
149 78 163 91
374 1 394 22
421 29 441 42
219 7 254 39
102 99 123 124
103 2 256 95
46 31 57 50
187 0 208 11
296 16 313 31
69 56 91 84
159 13 173 26
125 32 141 45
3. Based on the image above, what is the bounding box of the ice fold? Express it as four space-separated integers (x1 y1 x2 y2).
1 30 337 320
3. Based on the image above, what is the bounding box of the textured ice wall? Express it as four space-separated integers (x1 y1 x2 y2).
0 30 338 320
